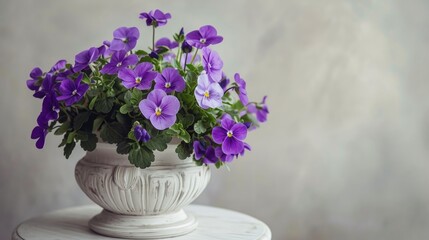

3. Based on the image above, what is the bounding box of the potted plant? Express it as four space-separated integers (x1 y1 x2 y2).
27 9 269 239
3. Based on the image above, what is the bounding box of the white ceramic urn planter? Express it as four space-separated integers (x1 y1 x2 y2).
75 142 211 239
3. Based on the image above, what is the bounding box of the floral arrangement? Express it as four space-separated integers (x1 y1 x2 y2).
27 9 269 168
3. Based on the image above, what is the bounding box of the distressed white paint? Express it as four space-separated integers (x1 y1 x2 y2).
12 205 271 240
74 143 211 238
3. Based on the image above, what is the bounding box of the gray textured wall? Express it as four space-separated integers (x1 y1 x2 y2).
1 0 429 239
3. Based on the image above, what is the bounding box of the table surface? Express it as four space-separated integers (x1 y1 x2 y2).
12 205 271 240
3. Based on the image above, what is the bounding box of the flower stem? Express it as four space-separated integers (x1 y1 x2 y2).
183 53 188 71
190 48 199 64
224 86 237 93
152 25 156 51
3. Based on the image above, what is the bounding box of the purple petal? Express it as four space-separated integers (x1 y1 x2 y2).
110 39 125 51
231 123 247 140
212 127 227 144
31 126 43 139
118 68 137 87
159 95 180 115
150 114 176 130
30 67 43 79
222 137 244 155
122 54 138 67
147 89 166 106
221 117 236 130
207 36 223 45
199 25 217 38
139 99 157 119
135 63 154 76
35 135 46 149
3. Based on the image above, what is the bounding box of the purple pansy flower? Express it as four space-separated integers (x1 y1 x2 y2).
212 116 248 155
31 117 48 149
219 72 230 91
156 37 178 49
118 62 157 90
215 147 234 163
110 27 140 52
234 73 249 105
193 141 218 164
194 73 223 109
202 47 223 82
185 25 223 49
39 94 60 123
139 9 171 27
33 74 57 99
100 50 138 75
181 41 192 53
134 125 151 143
139 89 180 130
248 96 269 122
73 47 100 72
26 67 43 91
49 60 67 74
154 67 185 93
56 74 89 106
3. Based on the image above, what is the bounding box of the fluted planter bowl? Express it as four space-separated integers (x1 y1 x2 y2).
75 142 211 239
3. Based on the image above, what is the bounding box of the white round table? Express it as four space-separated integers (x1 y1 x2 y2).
12 205 271 240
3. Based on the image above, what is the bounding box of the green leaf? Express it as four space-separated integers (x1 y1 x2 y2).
80 133 98 151
89 95 98 110
100 122 128 144
130 88 143 105
215 160 223 169
58 134 68 147
193 120 207 134
94 97 114 113
75 131 89 141
119 104 133 114
128 145 155 169
124 91 133 103
73 112 91 130
92 117 104 132
175 141 193 160
178 114 194 128
145 134 172 151
135 50 148 56
116 141 131 154
54 121 70 135
166 123 191 143
179 130 191 143
67 132 76 143
64 141 76 159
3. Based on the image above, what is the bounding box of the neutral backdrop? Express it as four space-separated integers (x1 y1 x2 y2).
1 0 429 239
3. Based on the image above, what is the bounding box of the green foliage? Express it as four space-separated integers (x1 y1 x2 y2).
94 97 114 113
80 133 98 151
145 133 171 151
128 144 155 169
116 140 131 154
64 141 76 159
193 120 207 134
54 121 70 135
100 122 128 144
175 141 193 160
73 112 91 130
166 123 191 143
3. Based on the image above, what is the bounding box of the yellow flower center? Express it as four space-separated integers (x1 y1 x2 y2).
227 131 233 138
155 107 162 116
135 77 142 84
165 82 171 88
204 90 210 98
